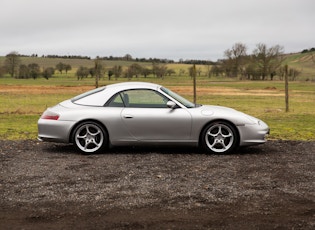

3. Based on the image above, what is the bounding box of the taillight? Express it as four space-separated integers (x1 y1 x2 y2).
41 111 60 120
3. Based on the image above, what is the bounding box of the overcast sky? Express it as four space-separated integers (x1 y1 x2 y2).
0 0 314 61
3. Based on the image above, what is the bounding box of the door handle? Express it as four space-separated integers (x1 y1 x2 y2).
123 114 133 119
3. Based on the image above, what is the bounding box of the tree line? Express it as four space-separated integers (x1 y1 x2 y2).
76 62 176 82
98 55 215 65
0 52 75 79
220 43 284 80
1 44 314 81
211 42 307 81
0 52 177 81
6 53 92 60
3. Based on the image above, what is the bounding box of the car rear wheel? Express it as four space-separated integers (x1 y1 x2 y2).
73 121 107 154
201 121 238 154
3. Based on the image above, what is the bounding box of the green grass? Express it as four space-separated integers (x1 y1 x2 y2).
1 74 314 141
265 114 315 140
0 114 39 140
0 92 72 114
1 54 314 141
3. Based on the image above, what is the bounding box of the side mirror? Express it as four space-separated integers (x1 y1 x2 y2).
167 101 177 109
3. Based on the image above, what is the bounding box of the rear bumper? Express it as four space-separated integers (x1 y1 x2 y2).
37 136 68 143
37 118 75 143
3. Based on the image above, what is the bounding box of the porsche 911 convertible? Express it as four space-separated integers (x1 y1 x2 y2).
38 82 269 154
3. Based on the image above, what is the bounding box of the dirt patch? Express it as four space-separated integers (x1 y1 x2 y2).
170 86 284 96
1 85 284 97
0 140 314 229
0 85 94 95
264 86 277 90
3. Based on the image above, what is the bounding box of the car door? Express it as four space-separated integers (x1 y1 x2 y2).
120 89 192 141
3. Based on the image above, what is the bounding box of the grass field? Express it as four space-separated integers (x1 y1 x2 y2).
0 74 314 141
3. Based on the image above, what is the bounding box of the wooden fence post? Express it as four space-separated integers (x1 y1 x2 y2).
284 64 289 112
192 64 197 104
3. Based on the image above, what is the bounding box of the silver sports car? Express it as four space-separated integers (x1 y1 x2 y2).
38 82 269 154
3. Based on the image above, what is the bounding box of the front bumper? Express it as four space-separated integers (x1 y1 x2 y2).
238 120 270 146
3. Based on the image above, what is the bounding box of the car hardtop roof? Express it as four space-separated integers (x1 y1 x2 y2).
105 81 161 90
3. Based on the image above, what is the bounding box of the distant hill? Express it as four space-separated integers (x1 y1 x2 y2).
283 51 315 80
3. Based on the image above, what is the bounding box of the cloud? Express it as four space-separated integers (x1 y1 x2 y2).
0 0 314 60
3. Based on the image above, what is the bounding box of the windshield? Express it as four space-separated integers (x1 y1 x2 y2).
161 87 196 108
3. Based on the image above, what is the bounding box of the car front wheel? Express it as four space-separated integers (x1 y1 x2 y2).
201 121 238 154
72 121 107 154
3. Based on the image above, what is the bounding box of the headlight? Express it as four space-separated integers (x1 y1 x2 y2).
244 115 259 124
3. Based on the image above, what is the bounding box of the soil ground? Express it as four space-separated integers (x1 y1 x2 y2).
0 140 314 229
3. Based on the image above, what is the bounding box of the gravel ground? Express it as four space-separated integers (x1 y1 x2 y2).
0 140 315 229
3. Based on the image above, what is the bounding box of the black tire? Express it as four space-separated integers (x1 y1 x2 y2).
72 121 107 154
201 121 239 154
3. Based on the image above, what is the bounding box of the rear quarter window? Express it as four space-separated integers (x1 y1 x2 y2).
72 86 106 106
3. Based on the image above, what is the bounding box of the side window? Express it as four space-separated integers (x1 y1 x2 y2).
107 93 124 107
123 89 168 108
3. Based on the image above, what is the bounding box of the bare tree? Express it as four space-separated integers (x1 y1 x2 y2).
4 51 21 78
64 64 72 74
94 59 105 88
253 43 284 80
55 62 71 74
112 65 123 80
0 65 5 77
210 64 223 77
76 66 89 80
178 69 186 76
166 69 176 76
206 64 212 78
42 67 55 80
223 42 247 77
28 63 41 79
141 67 152 78
129 63 143 78
123 54 133 61
152 63 167 79
55 62 65 74
18 64 29 79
